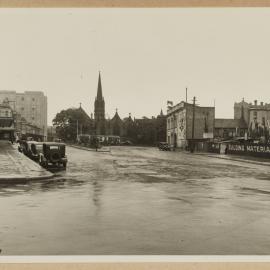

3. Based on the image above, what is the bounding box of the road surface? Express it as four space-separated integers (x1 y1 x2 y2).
0 146 270 255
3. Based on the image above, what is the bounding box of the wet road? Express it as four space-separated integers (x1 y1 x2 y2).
1 146 270 255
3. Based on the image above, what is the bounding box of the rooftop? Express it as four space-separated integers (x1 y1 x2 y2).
215 118 247 129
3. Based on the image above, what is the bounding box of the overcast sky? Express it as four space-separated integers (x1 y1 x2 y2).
0 8 270 124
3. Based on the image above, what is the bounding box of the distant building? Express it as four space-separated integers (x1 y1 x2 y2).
47 126 57 141
0 98 15 141
214 119 247 139
213 99 270 142
108 109 124 136
0 90 48 140
235 99 270 141
166 101 215 149
15 113 43 141
91 72 166 144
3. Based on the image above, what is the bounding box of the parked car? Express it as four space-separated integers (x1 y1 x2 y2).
27 141 43 161
158 142 171 151
18 140 29 155
39 142 67 168
120 140 133 146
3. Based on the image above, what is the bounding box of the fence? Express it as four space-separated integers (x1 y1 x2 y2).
208 142 270 158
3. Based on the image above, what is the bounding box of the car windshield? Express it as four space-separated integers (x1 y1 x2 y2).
36 145 43 150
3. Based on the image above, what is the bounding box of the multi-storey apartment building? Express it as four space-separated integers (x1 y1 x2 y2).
0 90 47 140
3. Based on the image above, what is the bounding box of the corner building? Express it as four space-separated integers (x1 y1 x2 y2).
167 101 215 149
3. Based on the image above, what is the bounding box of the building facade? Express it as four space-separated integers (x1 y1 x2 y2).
0 99 15 140
0 90 47 140
234 99 270 141
214 118 247 139
167 101 215 148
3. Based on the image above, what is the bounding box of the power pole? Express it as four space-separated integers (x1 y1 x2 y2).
191 96 196 153
186 87 188 103
192 96 196 140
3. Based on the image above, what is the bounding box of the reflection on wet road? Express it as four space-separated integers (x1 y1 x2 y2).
1 146 270 255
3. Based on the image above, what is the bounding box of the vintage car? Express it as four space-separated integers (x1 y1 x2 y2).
18 140 29 155
120 140 133 146
39 142 67 168
158 142 171 151
27 141 44 161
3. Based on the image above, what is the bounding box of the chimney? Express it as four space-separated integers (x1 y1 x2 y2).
254 100 257 106
261 102 264 106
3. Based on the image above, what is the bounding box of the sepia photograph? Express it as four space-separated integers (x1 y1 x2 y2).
0 2 270 265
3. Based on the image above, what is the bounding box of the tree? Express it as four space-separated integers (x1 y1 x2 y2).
53 108 93 142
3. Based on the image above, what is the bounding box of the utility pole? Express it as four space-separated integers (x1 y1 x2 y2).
192 96 196 139
77 120 79 141
191 96 196 153
186 87 188 103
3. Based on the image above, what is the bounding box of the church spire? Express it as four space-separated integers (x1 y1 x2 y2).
94 71 105 123
97 71 103 100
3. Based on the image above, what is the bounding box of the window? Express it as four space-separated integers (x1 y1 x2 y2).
5 110 8 117
21 107 24 111
32 98 35 102
32 117 35 120
21 97 24 101
32 107 35 111
253 111 257 118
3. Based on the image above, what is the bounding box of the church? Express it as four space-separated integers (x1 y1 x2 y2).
86 72 166 145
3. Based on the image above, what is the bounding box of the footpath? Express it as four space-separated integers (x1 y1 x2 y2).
0 140 54 184
195 152 270 167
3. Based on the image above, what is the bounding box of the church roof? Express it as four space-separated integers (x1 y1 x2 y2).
111 110 122 122
77 106 92 122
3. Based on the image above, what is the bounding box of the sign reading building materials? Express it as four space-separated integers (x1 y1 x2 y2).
227 143 270 157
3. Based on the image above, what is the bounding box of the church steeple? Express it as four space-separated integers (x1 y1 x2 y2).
97 71 103 101
94 71 105 121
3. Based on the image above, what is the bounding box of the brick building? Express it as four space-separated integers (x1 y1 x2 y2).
166 101 215 149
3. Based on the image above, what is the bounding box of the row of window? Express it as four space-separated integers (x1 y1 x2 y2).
20 97 36 102
0 110 11 117
252 111 266 123
21 107 36 111
3 97 36 102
